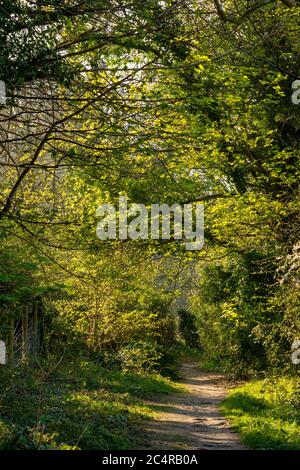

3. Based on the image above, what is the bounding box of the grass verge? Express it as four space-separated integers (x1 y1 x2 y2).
0 356 180 450
221 375 300 449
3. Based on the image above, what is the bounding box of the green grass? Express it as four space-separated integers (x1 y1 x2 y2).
221 375 300 449
0 357 180 450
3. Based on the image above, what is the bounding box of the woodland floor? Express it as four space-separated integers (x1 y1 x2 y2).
142 361 247 450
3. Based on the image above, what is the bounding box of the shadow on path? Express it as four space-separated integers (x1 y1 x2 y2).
141 361 247 450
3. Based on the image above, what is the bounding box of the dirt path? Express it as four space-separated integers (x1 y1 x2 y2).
143 361 246 450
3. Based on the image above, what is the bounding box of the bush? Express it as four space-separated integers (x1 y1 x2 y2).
117 341 163 373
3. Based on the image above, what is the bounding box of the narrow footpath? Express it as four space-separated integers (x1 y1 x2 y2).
143 362 247 450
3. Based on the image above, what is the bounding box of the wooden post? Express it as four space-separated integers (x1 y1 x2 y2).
33 302 39 355
9 318 14 364
21 306 29 363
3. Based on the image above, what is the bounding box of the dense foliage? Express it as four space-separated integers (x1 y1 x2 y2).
0 0 300 449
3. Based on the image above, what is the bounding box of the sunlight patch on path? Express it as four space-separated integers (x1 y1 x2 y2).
142 362 247 450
